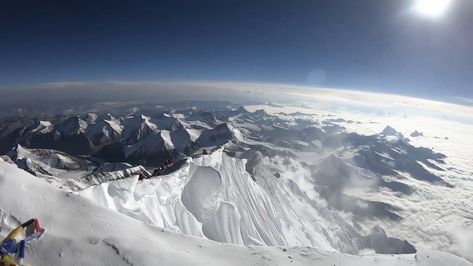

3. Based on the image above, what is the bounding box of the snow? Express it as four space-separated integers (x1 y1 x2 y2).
0 158 471 265
121 115 158 141
85 113 98 124
160 130 175 149
105 117 123 135
15 144 92 174
30 120 53 134
79 150 342 249
185 128 203 142
86 115 123 142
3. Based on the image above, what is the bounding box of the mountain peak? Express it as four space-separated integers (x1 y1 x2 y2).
55 116 88 135
85 113 98 124
195 123 243 147
381 125 398 136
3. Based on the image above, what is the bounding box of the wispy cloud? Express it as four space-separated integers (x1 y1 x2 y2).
42 81 89 89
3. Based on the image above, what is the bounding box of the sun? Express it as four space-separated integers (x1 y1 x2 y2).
413 0 452 18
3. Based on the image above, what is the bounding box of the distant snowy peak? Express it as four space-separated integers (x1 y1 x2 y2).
55 116 88 136
0 110 249 161
311 154 370 191
170 127 194 152
315 154 349 175
216 106 251 121
381 125 399 136
232 106 250 115
196 123 243 147
151 113 182 130
104 117 123 134
381 125 406 137
84 112 98 124
381 125 405 141
123 130 177 163
122 114 158 143
410 130 424 137
186 111 219 127
86 115 123 145
28 120 54 135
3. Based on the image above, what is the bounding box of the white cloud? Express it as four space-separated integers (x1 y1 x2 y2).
245 100 473 261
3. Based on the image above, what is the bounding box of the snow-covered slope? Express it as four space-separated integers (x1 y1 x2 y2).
0 159 470 266
14 144 92 171
26 120 54 135
8 145 151 191
10 144 94 188
79 149 417 254
86 114 123 145
122 114 159 143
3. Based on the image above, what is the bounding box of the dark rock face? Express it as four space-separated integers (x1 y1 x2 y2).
95 143 126 163
364 225 417 254
0 126 24 154
195 123 234 147
48 133 94 155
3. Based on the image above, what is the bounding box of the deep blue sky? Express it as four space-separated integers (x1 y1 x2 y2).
1 0 472 98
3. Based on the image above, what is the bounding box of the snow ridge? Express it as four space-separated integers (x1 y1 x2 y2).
79 149 383 253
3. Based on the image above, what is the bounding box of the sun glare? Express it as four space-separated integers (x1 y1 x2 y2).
413 0 452 18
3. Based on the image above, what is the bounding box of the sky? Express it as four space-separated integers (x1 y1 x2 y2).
0 0 472 99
